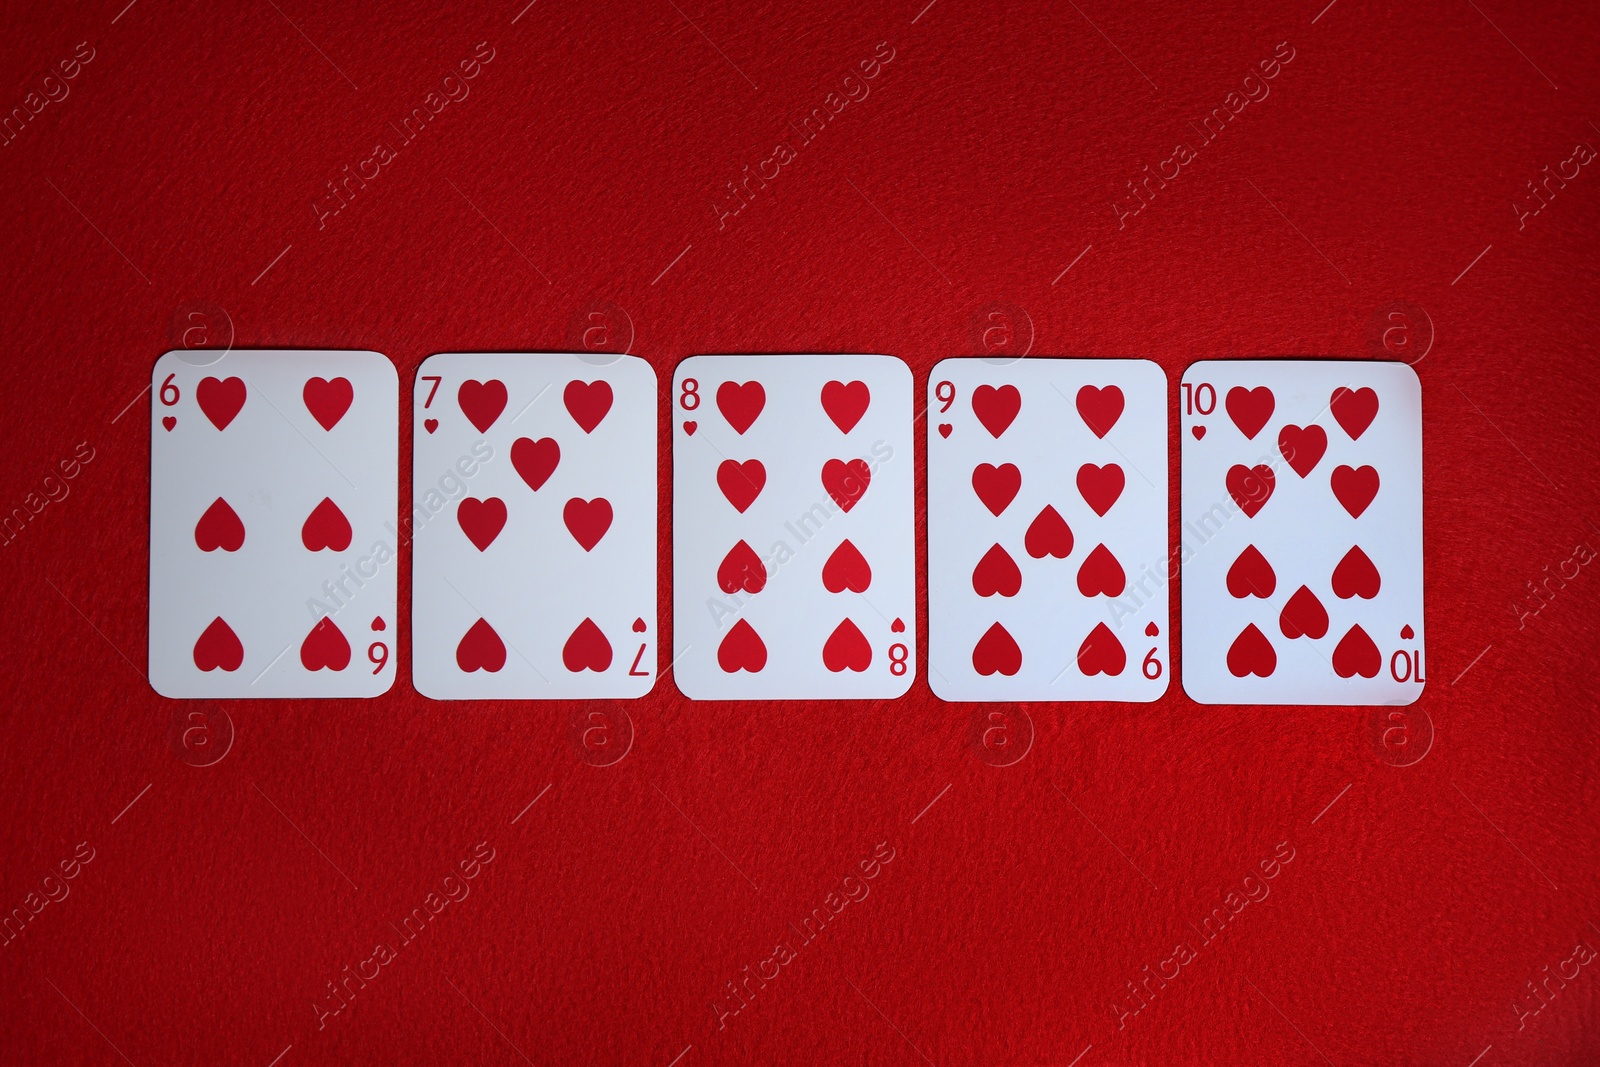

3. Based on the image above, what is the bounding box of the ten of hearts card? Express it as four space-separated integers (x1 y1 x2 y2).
1179 360 1425 705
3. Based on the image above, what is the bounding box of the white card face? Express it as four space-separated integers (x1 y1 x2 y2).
149 350 398 698
926 358 1169 701
1180 360 1425 705
672 355 917 699
410 353 657 700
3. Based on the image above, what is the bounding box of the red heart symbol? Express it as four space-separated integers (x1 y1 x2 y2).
822 458 872 512
890 618 905 633
300 617 351 671
424 418 438 434
822 618 872 673
1226 623 1277 677
1191 425 1205 440
937 423 953 438
515 438 566 492
717 619 767 673
972 543 1021 598
193 617 243 672
456 618 507 673
162 416 177 432
458 379 508 433
972 463 1021 516
717 540 768 594
1144 621 1159 637
1075 385 1124 438
972 622 1022 676
1279 585 1330 640
1331 465 1380 518
1399 624 1414 640
971 384 1021 438
683 420 697 435
1076 544 1126 597
564 380 613 433
303 376 353 430
1331 386 1379 440
511 437 560 491
194 497 245 552
1225 386 1274 440
562 618 613 672
371 617 385 631
1226 545 1276 598
457 497 507 551
1332 545 1381 599
197 376 246 430
1024 505 1073 559
1077 622 1126 676
821 380 870 433
1278 424 1327 478
1076 463 1125 517
717 459 766 512
301 497 353 552
822 539 872 593
1332 624 1381 678
564 497 613 551
633 617 648 633
1226 464 1276 517
716 381 765 434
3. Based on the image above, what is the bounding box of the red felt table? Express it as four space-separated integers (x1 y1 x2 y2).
2 1 1598 1064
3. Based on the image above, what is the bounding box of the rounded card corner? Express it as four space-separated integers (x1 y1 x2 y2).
1179 675 1219 706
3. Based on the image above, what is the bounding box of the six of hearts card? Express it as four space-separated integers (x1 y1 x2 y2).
149 350 398 698
148 350 1426 705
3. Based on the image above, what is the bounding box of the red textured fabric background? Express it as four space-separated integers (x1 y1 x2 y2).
2 1 1597 1064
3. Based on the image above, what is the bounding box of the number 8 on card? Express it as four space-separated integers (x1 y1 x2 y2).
671 355 917 700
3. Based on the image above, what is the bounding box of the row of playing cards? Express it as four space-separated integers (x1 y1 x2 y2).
149 352 1423 705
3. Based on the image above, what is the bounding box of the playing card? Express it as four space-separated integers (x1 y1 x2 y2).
926 358 1169 701
672 355 916 699
411 353 657 700
1180 360 1424 705
149 349 398 698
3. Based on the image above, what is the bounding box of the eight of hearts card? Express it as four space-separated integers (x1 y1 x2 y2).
149 350 398 698
672 355 917 699
410 354 657 700
1180 360 1425 705
927 359 1170 701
